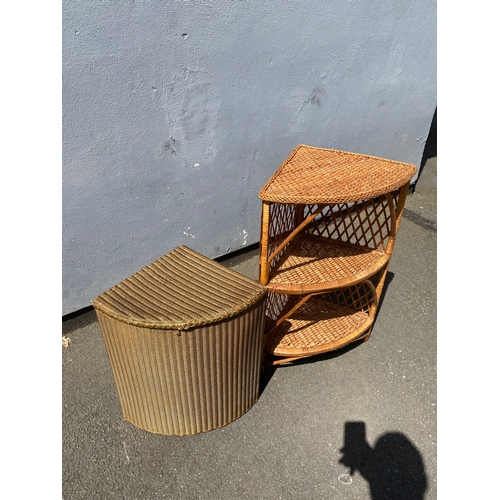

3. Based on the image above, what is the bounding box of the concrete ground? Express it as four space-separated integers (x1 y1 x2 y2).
62 155 436 499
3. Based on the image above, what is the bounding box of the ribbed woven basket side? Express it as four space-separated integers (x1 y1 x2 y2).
96 299 265 436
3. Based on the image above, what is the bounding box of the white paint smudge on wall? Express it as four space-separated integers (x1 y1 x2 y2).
183 227 196 239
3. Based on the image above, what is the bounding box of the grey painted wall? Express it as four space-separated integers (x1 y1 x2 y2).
63 0 437 315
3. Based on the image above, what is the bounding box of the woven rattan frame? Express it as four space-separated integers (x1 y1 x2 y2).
258 145 416 364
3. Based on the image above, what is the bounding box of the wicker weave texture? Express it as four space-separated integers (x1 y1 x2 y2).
260 191 401 292
259 144 417 204
303 195 397 251
267 235 388 294
93 245 267 330
265 283 376 357
258 145 414 363
263 202 300 273
96 300 265 436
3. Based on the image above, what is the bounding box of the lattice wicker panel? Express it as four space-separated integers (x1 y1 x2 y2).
265 290 293 324
266 202 299 269
303 190 400 251
264 281 377 357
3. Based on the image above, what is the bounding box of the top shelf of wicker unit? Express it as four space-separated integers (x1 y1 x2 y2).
259 145 417 205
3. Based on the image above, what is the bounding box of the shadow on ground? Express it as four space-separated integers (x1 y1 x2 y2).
412 107 437 192
339 421 427 500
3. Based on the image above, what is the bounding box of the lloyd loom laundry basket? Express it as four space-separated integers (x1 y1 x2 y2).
92 245 267 436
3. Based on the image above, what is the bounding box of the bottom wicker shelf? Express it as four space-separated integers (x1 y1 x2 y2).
264 285 377 365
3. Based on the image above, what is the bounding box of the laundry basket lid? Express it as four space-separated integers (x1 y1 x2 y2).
92 245 267 330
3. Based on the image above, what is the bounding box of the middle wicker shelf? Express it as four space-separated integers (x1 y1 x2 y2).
265 233 389 294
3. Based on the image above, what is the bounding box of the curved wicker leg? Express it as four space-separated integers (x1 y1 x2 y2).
362 326 373 342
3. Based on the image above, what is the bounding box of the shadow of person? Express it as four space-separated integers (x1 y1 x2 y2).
339 421 427 500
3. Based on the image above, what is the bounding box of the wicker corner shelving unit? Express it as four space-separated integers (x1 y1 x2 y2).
258 144 417 366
